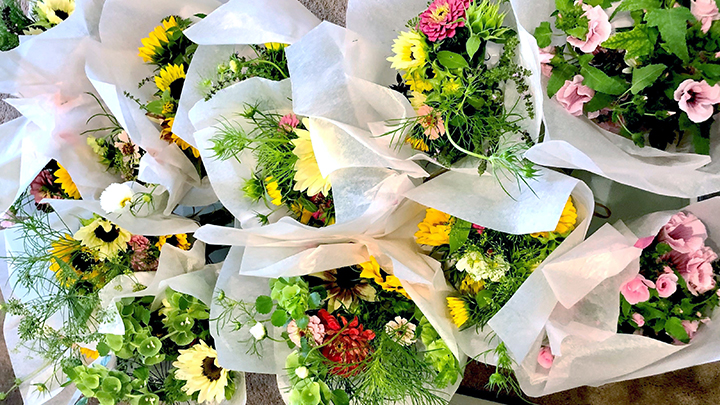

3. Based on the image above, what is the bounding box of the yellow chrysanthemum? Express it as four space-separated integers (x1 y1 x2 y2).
359 256 412 300
173 340 230 404
73 218 132 259
54 163 81 199
156 234 192 251
138 16 179 63
531 197 578 240
387 30 429 72
415 208 452 246
265 42 289 51
405 70 433 93
264 176 283 206
406 135 430 152
459 276 484 295
292 119 332 197
155 64 186 94
447 296 470 328
161 118 201 158
36 0 74 26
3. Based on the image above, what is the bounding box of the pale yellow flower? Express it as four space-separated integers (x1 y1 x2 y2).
36 0 74 26
173 340 230 404
73 218 132 259
387 30 429 72
292 119 332 197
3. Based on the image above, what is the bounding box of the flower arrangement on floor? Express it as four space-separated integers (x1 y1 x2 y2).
619 212 720 344
0 0 75 50
65 288 238 405
536 0 720 152
210 109 335 227
214 257 462 405
415 197 578 391
386 0 536 180
200 42 290 101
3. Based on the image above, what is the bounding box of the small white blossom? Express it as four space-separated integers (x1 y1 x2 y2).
295 366 309 379
100 183 135 214
456 251 509 282
249 321 267 340
384 316 417 346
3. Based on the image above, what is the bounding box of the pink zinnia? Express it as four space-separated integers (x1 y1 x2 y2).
691 0 720 33
278 113 300 133
417 105 446 140
129 235 150 252
417 0 468 42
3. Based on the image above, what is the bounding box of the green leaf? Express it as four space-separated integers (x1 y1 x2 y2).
602 26 656 59
693 133 710 155
271 309 289 327
437 51 469 69
585 92 615 112
698 63 720 81
255 295 274 314
145 100 165 115
585 0 613 6
664 317 689 343
466 35 482 60
555 0 574 11
308 292 322 309
133 367 150 381
581 65 629 95
646 7 695 62
449 218 471 254
630 64 666 94
332 390 350 405
96 341 110 357
534 22 553 48
547 63 578 98
621 297 631 317
611 0 661 19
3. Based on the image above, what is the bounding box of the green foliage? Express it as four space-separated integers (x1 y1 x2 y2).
630 64 666 94
645 7 695 62
580 65 628 95
449 218 472 254
271 277 312 320
534 21 553 48
602 26 658 58
65 364 158 405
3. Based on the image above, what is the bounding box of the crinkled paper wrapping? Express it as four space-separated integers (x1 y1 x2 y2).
511 197 720 396
84 0 223 214
173 0 321 148
510 0 720 198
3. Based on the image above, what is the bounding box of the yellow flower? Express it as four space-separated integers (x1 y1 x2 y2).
138 16 179 63
409 91 428 111
459 276 484 295
292 119 332 197
405 70 433 93
291 203 314 224
49 235 79 285
265 42 289 51
156 234 192 251
155 64 186 94
265 176 283 206
447 297 470 328
359 256 411 300
54 163 81 199
36 0 74 26
443 78 462 95
73 218 132 259
76 345 99 361
405 134 430 152
415 208 452 246
162 101 176 115
531 197 578 240
161 117 201 158
387 30 428 72
173 340 230 404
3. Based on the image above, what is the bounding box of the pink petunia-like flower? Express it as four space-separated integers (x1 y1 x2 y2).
417 105 447 140
682 320 700 341
674 79 720 123
417 0 468 42
537 346 554 369
556 75 595 116
620 274 655 305
538 46 554 77
567 5 612 53
670 246 718 295
632 313 645 327
658 212 708 254
691 0 720 33
278 113 301 133
655 272 679 298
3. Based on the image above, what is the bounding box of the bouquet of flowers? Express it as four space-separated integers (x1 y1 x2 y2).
0 0 76 50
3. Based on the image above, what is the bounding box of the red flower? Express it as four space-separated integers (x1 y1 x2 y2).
317 309 375 376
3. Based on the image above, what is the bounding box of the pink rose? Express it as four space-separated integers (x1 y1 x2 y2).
556 75 595 116
632 313 645 327
538 46 554 77
567 5 612 53
682 320 700 341
671 246 718 295
655 272 679 298
620 274 655 305
658 212 708 254
691 0 720 33
537 346 554 369
674 79 720 123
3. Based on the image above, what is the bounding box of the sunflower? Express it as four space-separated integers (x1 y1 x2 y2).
265 176 282 206
447 296 471 328
173 340 230 404
358 256 411 300
49 235 103 287
459 275 484 295
35 0 75 26
387 30 429 72
414 208 452 246
312 267 376 312
531 197 578 240
138 16 179 63
155 64 186 100
54 163 81 199
49 235 79 284
161 117 201 158
73 218 132 259
265 42 288 51
292 119 332 197
405 134 430 152
156 234 192 251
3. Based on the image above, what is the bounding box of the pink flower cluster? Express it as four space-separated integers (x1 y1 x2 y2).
129 235 158 272
417 0 469 42
287 315 325 347
278 113 300 133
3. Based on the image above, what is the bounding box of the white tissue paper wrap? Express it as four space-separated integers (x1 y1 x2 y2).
202 208 463 403
0 0 104 97
510 0 720 198
85 0 223 214
173 0 321 148
511 197 720 396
